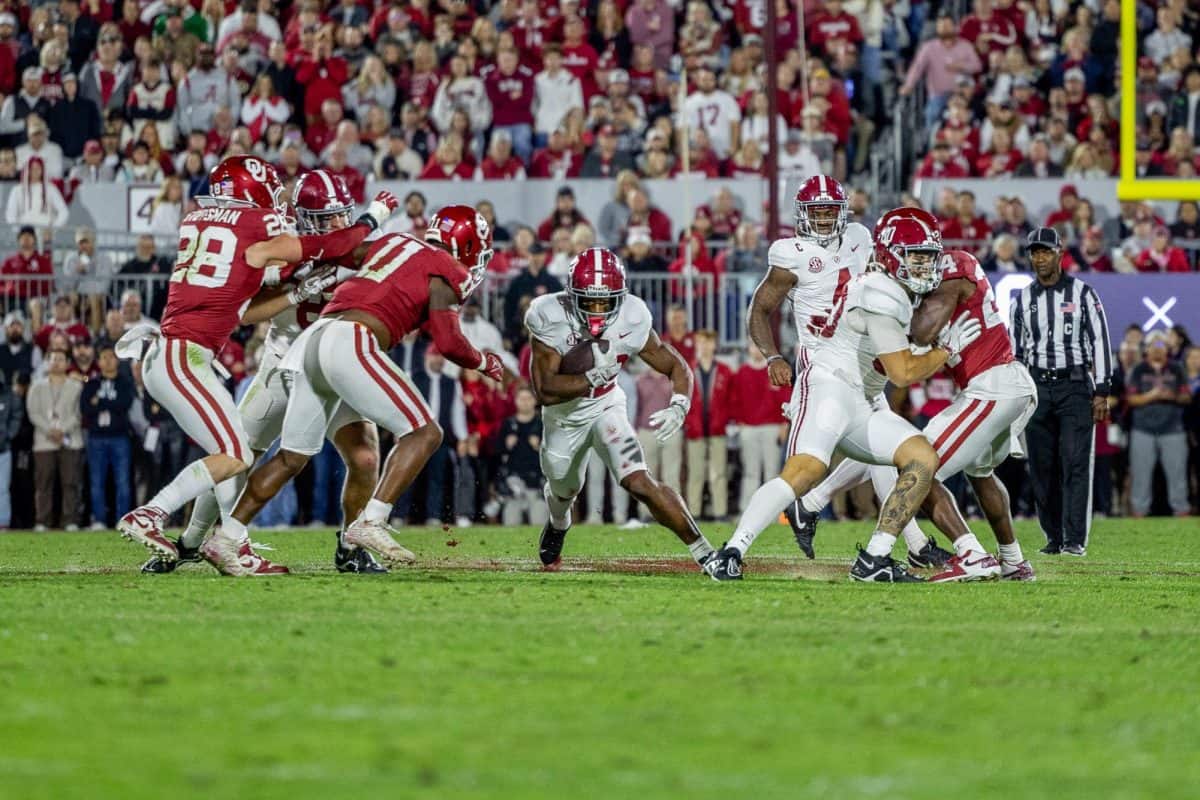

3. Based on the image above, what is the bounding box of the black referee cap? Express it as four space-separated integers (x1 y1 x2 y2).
1026 227 1061 251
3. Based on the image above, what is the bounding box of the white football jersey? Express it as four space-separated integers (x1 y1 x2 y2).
261 266 357 361
808 270 914 398
767 222 872 353
525 291 653 423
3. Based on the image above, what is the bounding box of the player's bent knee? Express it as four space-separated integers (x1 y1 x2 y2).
894 435 939 473
780 454 827 495
346 446 379 477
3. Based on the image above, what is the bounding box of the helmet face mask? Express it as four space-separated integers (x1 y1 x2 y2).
794 175 848 246
568 247 627 338
426 206 494 298
296 206 352 234
874 214 945 295
893 246 943 294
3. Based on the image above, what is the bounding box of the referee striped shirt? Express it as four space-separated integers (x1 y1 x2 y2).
1009 273 1114 393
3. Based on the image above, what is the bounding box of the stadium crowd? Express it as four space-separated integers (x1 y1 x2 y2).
0 0 1195 531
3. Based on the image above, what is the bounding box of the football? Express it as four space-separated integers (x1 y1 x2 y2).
559 338 609 375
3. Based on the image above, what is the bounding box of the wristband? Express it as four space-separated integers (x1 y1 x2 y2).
765 354 786 365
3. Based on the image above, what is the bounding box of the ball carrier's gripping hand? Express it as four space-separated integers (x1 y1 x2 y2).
937 316 982 366
286 266 338 305
585 342 619 388
649 393 689 442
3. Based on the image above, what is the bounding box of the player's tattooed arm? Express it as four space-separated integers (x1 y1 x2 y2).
530 339 590 406
909 278 972 347
877 460 934 536
747 267 796 360
639 330 693 400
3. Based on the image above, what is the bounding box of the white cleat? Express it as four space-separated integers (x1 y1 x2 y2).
118 506 176 562
200 532 289 576
343 518 416 567
929 550 1002 583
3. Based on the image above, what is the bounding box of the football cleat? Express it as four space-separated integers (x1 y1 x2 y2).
928 551 1002 583
201 534 290 576
849 547 924 583
907 537 954 569
1038 543 1062 555
343 518 416 567
118 506 176 562
705 545 744 582
785 503 818 559
335 536 388 574
1061 544 1086 557
538 521 569 570
141 539 201 574
1000 560 1036 581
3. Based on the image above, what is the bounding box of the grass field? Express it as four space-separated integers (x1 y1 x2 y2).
1 518 1198 799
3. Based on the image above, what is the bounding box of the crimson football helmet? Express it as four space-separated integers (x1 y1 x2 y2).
292 170 355 234
567 247 627 338
873 206 939 242
794 174 848 246
874 214 944 295
205 155 285 211
425 204 494 297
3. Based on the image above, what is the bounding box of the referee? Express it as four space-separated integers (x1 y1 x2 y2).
1010 227 1113 556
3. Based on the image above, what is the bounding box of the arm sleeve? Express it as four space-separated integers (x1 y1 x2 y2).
428 308 484 371
861 310 910 355
1083 285 1113 393
297 222 371 263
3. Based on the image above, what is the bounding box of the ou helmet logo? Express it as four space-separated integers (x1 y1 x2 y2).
244 158 267 181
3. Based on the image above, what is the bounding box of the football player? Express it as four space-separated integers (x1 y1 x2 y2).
706 208 983 582
141 170 388 576
526 247 719 574
115 155 399 572
218 206 506 568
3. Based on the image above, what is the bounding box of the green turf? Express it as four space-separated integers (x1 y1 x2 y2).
1 518 1198 800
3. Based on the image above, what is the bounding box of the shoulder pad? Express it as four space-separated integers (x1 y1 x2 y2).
850 272 913 324
768 237 822 272
524 293 563 338
842 222 872 250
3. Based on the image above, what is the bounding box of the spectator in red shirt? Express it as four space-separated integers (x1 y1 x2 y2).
536 186 589 243
669 231 720 305
1043 184 1080 228
475 130 527 180
730 346 789 512
323 147 365 203
559 14 600 100
529 126 583 179
974 127 1023 177
418 135 475 181
695 188 743 242
304 99 342 156
664 305 695 365
1135 227 1192 272
626 0 675 71
625 188 672 245
806 0 864 58
1 226 52 300
404 41 441 111
481 47 536 163
35 296 91 352
1063 227 1115 273
684 330 733 520
941 190 991 257
960 0 1020 57
916 137 971 178
292 29 348 122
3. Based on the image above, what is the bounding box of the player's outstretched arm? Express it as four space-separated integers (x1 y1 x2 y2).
909 278 972 347
748 267 798 386
530 339 591 406
244 192 399 269
427 277 505 381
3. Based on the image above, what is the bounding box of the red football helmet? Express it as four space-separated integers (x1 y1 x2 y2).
425 204 494 297
205 155 285 211
874 214 944 295
292 170 355 234
873 206 939 242
795 175 848 246
567 247 627 337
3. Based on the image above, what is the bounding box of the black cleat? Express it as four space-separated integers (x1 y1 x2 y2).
335 538 389 574
141 539 200 574
705 545 744 582
1039 543 1062 555
539 522 569 570
907 537 954 569
1061 544 1086 557
849 547 924 583
785 502 818 559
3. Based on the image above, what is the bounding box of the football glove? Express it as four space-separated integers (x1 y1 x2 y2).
937 315 982 367
649 393 689 442
480 351 505 383
584 342 619 388
356 191 400 231
287 266 338 305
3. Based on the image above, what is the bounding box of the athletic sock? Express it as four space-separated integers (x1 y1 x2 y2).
147 460 216 516
800 459 870 514
543 483 573 531
799 495 823 514
998 542 1024 564
901 519 929 554
688 537 715 565
727 478 797 556
179 490 220 548
220 517 248 543
953 533 985 556
362 498 392 524
865 531 897 557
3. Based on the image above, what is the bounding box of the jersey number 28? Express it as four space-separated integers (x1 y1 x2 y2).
172 225 238 288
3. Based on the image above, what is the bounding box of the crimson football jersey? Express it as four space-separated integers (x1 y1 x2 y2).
161 206 289 352
940 250 1014 389
322 233 472 345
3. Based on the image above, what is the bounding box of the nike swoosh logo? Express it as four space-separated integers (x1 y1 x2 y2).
962 556 994 568
618 332 632 339
850 245 860 252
